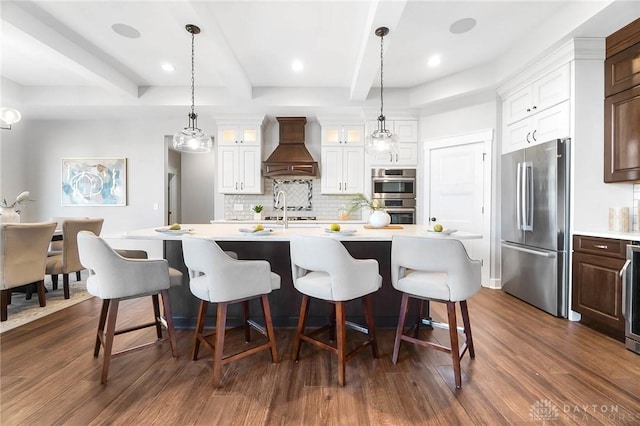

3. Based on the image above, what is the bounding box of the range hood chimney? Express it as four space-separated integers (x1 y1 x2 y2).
263 117 318 177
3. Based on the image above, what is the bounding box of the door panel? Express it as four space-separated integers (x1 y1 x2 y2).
501 150 525 244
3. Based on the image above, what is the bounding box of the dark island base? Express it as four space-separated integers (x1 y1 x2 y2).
165 240 424 329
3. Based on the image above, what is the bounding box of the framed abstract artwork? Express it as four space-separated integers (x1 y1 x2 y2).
61 158 127 206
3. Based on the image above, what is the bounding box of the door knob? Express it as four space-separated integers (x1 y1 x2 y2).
430 217 437 222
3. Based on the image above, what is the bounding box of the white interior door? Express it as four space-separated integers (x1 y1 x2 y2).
425 131 493 287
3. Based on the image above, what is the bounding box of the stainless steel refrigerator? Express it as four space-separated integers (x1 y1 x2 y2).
501 138 570 318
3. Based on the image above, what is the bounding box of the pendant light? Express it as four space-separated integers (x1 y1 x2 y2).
365 26 398 154
173 24 212 153
0 107 22 130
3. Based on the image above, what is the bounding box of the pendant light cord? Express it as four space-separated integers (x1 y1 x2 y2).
379 31 384 122
190 29 196 119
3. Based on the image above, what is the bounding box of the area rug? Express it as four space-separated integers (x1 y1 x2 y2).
0 272 93 334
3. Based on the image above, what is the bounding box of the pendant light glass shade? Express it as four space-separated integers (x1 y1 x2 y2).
173 24 212 153
365 26 397 155
0 107 22 130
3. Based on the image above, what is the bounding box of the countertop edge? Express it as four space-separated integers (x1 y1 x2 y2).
573 230 640 241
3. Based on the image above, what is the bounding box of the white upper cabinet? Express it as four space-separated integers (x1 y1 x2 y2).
216 118 264 194
320 122 365 194
321 125 364 146
365 119 419 166
503 63 570 125
500 63 571 154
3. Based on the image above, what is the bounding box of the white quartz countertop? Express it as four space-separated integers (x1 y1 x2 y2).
573 230 640 241
110 223 482 242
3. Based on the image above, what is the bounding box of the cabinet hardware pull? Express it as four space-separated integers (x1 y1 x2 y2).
389 153 393 162
396 154 399 162
532 130 537 141
235 182 238 190
339 182 342 190
526 108 531 112
532 105 537 110
594 244 608 249
241 183 244 189
526 132 531 143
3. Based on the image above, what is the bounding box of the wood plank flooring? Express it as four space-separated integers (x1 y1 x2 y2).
1 288 639 425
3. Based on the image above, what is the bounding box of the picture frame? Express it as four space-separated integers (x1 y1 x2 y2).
61 158 127 206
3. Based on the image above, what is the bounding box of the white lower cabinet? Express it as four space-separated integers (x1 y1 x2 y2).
502 100 570 154
217 146 263 194
321 146 364 194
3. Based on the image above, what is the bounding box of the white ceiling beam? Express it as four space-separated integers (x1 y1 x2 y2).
349 0 407 102
186 2 252 100
1 1 138 98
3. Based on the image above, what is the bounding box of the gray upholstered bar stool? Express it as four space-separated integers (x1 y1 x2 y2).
182 236 280 388
77 231 180 384
289 234 381 386
390 235 481 388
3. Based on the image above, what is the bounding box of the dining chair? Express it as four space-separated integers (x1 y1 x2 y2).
289 234 381 386
48 216 89 283
46 218 104 298
390 235 481 388
77 231 180 384
0 222 57 321
182 236 280 388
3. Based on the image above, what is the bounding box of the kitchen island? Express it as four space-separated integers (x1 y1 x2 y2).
116 224 480 328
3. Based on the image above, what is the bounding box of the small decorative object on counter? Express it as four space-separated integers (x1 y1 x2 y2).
347 193 390 228
337 205 348 221
252 204 263 221
0 190 32 223
609 207 630 232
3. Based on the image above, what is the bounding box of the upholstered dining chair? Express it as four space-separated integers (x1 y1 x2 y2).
46 218 103 299
77 231 180 384
390 235 481 388
48 216 89 283
0 222 57 321
182 236 280 388
289 235 382 386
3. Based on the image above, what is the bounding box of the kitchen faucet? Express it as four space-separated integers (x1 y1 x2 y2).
275 190 288 229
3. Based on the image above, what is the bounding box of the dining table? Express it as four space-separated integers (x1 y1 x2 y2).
112 223 482 328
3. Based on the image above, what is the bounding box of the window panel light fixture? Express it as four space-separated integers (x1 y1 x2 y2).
173 24 212 153
0 107 22 130
366 26 398 154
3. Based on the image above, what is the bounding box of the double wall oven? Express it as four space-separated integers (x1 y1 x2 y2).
625 242 640 355
371 168 416 224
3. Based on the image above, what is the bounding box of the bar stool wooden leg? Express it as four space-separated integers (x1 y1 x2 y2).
414 299 424 338
63 274 70 299
212 302 228 388
1 289 9 322
261 294 279 363
328 303 336 341
52 275 58 290
95 300 110 357
101 299 120 384
446 301 462 389
159 290 178 357
152 294 162 338
362 295 379 358
76 271 82 281
460 300 475 358
336 301 346 387
292 295 309 362
192 300 208 361
36 280 46 308
243 300 251 342
392 293 410 364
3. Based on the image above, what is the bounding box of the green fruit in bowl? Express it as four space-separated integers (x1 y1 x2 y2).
330 223 341 232
433 224 443 232
169 223 181 230
254 224 264 231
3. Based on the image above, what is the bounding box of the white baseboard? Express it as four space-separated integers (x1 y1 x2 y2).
483 278 501 289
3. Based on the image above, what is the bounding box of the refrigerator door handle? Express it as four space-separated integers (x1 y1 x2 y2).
516 162 523 230
501 242 556 258
620 258 631 319
522 162 533 231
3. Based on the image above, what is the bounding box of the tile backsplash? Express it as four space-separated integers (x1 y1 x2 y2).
224 178 361 220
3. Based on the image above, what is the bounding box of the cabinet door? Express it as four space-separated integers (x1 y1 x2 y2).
237 146 262 193
219 126 240 145
530 100 570 144
502 119 531 154
321 147 343 194
240 126 260 146
217 146 239 193
604 85 640 182
504 86 534 125
605 42 640 97
572 251 626 339
342 147 364 193
395 143 418 166
393 121 418 142
343 125 364 145
219 125 260 146
533 63 570 112
322 127 343 145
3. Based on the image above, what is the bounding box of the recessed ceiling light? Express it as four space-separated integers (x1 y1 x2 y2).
291 60 304 72
161 63 175 72
112 23 141 39
427 55 441 68
449 18 476 35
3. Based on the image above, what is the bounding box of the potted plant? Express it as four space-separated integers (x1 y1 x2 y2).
252 204 264 221
0 191 32 223
347 193 390 228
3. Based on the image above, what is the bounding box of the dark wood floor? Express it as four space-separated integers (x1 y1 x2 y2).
1 288 639 425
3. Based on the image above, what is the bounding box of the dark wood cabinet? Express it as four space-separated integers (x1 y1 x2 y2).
572 235 629 341
604 17 640 183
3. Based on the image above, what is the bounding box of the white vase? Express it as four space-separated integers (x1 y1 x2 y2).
368 210 391 228
253 212 262 221
0 207 20 223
